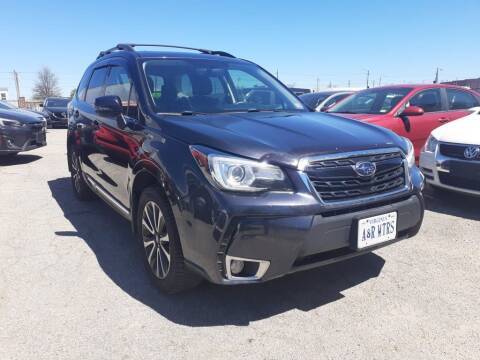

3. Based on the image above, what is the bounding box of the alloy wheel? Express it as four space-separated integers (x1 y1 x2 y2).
142 201 170 279
71 152 82 192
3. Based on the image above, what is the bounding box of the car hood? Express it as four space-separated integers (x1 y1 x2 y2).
44 106 67 113
431 109 480 145
0 108 44 124
161 111 405 168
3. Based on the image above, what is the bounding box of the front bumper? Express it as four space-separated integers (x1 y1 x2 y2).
46 116 68 127
181 166 425 285
0 124 47 154
420 149 480 196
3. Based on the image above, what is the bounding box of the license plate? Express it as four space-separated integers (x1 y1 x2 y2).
357 212 397 249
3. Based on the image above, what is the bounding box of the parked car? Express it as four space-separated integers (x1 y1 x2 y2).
0 100 46 118
0 107 47 156
300 90 356 112
40 97 70 128
67 43 424 293
419 107 480 195
327 84 480 159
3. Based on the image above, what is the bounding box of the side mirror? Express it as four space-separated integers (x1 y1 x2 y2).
400 105 424 117
94 95 122 116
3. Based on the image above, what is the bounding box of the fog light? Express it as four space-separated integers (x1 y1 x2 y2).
230 259 244 275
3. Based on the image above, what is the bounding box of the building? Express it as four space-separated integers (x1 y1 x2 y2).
442 78 480 92
0 87 8 101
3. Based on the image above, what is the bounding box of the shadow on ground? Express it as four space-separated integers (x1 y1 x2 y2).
423 185 480 221
0 154 42 166
48 177 385 327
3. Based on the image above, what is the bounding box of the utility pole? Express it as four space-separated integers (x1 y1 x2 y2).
13 70 20 101
276 69 279 79
316 77 319 92
433 67 442 84
366 70 370 88
378 75 382 86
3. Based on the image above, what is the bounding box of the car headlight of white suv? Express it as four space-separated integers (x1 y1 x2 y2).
402 137 415 167
424 135 439 153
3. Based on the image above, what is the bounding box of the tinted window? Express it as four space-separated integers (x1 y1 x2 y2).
447 89 479 110
76 71 91 101
104 66 140 120
45 98 69 107
143 59 306 114
329 88 412 114
85 67 108 104
408 89 442 112
105 66 132 103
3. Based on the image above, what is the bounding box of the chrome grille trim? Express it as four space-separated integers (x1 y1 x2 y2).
298 148 412 207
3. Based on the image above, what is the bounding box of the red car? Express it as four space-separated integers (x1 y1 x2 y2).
327 84 480 158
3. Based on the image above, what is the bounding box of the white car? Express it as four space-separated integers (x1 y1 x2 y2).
419 107 480 195
299 89 360 112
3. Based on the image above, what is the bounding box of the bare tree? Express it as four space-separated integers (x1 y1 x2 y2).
32 67 61 100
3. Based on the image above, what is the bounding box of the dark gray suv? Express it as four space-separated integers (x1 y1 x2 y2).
67 44 425 293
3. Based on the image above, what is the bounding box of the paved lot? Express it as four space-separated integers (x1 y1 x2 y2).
1 129 479 359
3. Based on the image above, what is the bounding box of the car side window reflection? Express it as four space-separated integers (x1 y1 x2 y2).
408 89 442 113
85 67 108 105
104 65 141 122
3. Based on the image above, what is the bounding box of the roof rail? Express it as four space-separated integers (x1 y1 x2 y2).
97 43 235 59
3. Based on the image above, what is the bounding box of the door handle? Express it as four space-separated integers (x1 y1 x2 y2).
438 117 449 123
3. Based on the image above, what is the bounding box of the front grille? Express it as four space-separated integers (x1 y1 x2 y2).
438 173 480 191
440 143 480 160
304 150 407 202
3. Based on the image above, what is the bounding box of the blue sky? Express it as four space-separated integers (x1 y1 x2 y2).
1 0 479 99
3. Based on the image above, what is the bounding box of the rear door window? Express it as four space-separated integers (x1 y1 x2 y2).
408 89 442 112
446 89 479 110
85 67 108 105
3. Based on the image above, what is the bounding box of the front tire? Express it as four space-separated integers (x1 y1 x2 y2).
137 186 201 294
70 148 96 201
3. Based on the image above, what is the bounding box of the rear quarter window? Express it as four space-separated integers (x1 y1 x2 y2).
446 89 479 110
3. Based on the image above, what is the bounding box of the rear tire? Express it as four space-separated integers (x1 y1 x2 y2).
137 186 201 294
70 148 96 201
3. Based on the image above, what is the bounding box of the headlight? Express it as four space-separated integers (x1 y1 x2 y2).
190 146 291 192
0 118 22 127
402 137 415 167
424 135 438 153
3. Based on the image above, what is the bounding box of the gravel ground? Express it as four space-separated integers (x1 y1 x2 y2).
1 129 479 360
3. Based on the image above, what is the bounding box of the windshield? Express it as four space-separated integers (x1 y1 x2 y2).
45 98 69 107
328 88 413 114
0 101 16 110
142 59 306 114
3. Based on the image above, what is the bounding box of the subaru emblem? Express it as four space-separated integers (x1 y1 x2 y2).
464 146 480 160
353 161 377 177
